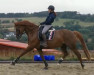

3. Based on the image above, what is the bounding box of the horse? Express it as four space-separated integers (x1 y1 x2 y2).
11 20 91 69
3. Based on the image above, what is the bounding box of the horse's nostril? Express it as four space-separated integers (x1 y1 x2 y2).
16 34 22 40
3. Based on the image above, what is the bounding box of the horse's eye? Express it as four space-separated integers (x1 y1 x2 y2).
16 29 19 31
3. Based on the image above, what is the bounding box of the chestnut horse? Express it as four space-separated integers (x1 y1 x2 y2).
11 21 90 69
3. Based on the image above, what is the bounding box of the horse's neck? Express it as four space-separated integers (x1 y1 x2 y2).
25 26 39 40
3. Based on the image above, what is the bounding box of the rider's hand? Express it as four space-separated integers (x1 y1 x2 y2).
40 23 43 25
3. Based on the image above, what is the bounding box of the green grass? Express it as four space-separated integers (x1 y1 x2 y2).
21 17 94 26
1 17 94 31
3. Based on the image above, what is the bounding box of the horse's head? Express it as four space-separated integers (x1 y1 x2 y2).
14 21 38 40
14 22 25 40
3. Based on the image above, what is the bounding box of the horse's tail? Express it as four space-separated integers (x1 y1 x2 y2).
73 31 91 61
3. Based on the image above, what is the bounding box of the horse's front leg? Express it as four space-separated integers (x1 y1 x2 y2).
11 46 33 65
37 48 48 69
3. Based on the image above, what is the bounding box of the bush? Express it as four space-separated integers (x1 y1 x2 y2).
2 20 10 23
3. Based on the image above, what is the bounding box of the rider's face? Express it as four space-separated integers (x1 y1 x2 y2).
48 9 51 13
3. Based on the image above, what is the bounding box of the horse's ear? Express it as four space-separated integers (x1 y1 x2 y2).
14 22 16 25
14 23 17 27
14 22 17 26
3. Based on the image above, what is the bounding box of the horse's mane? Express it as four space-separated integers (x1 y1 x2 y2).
14 20 38 27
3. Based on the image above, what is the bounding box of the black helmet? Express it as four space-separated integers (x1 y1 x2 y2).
48 5 55 10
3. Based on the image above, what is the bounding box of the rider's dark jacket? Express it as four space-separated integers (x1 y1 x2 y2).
40 12 56 25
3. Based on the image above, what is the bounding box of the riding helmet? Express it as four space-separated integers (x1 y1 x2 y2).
48 5 55 11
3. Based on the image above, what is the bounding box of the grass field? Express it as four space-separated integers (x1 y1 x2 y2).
1 17 94 26
20 17 94 26
0 17 94 31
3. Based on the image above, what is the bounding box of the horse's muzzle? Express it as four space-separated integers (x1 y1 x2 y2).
16 35 22 40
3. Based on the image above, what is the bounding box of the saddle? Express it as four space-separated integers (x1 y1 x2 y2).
38 26 55 41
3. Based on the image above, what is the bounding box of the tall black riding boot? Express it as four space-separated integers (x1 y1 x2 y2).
40 34 47 47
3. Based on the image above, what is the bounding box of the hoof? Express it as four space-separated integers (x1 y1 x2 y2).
11 61 16 66
44 67 48 70
58 58 63 64
57 63 60 65
82 64 85 69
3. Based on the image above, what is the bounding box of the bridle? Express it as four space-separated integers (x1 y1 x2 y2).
15 25 40 39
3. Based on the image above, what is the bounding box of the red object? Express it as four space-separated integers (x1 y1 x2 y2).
0 39 28 49
0 39 62 55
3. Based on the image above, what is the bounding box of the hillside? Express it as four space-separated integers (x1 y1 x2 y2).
1 17 94 32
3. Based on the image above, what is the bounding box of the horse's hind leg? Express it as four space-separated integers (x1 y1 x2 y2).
58 44 68 64
61 44 68 59
70 45 85 69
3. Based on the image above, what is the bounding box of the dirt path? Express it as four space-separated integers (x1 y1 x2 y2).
0 63 94 75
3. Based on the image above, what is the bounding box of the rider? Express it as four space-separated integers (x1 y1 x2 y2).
40 5 56 47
